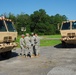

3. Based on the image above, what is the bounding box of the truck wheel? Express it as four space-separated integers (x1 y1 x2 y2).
0 51 12 58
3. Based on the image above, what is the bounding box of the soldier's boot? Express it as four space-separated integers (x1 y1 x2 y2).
23 54 25 56
25 55 28 58
20 53 22 56
38 53 40 56
36 53 40 57
32 54 35 56
23 53 27 58
30 54 35 58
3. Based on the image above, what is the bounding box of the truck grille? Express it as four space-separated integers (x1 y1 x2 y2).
67 33 75 38
4 36 12 42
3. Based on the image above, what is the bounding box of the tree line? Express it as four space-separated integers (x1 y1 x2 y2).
2 9 68 35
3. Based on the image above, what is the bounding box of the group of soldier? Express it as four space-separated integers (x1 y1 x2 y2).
20 33 40 58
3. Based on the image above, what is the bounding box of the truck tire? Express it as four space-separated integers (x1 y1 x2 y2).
62 41 67 48
0 51 12 58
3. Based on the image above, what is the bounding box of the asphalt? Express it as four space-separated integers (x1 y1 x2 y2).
0 45 76 75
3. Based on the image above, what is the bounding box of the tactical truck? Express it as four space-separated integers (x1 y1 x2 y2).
60 20 76 47
0 16 17 58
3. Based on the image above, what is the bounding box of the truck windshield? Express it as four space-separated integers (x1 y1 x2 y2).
0 20 7 31
61 22 70 30
5 21 16 32
72 22 76 29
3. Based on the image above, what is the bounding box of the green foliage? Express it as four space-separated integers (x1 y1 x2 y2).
40 34 61 46
4 9 68 35
42 34 61 38
40 40 61 46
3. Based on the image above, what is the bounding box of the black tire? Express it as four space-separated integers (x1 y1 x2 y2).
0 51 12 58
62 41 67 48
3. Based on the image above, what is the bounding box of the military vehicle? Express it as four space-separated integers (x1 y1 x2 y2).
60 20 76 47
0 16 17 58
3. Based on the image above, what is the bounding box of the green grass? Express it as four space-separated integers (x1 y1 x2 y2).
16 35 20 43
16 34 61 47
42 34 61 38
16 35 20 47
40 39 61 46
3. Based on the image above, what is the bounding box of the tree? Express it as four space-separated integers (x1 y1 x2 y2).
1 9 68 35
30 9 50 34
16 13 30 34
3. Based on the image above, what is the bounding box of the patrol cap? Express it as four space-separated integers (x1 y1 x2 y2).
31 32 35 35
21 34 25 36
26 33 29 36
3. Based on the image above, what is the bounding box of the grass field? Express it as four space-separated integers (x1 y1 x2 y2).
40 40 61 46
16 34 61 47
41 35 61 39
40 35 61 46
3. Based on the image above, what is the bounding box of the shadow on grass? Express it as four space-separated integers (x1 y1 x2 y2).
54 43 76 48
0 52 18 61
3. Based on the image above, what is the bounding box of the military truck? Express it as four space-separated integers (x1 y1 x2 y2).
0 16 17 58
60 20 76 47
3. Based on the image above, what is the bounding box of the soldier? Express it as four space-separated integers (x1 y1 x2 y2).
30 33 36 56
20 34 25 56
24 33 33 58
34 33 40 56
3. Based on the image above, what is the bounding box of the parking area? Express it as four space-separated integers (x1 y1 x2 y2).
0 46 76 75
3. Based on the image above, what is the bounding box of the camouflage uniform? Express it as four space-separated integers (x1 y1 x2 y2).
35 34 40 56
24 33 33 57
30 34 36 55
20 36 25 55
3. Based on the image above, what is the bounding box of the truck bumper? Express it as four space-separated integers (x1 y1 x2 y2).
60 38 76 44
0 42 17 53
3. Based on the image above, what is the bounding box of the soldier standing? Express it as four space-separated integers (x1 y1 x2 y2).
24 33 33 58
30 33 36 56
20 34 25 55
34 33 40 56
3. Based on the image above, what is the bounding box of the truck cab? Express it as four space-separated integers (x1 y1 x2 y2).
0 16 17 58
60 20 76 47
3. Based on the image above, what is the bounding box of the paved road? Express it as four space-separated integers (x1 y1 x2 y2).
0 45 76 75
